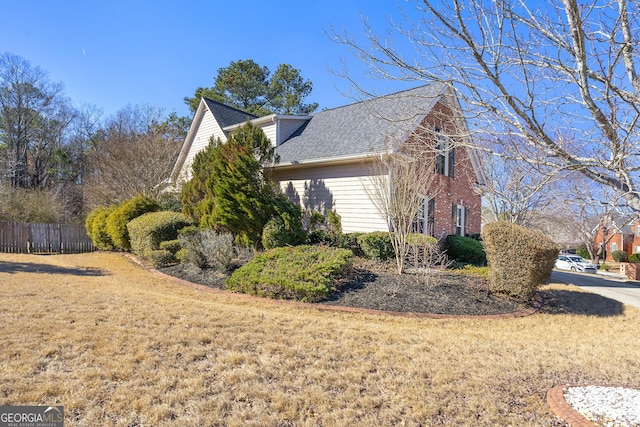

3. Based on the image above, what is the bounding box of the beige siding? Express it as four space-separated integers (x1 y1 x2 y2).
273 162 389 233
259 122 277 146
181 113 226 182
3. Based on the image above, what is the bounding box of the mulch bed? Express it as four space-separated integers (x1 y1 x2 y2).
159 258 529 316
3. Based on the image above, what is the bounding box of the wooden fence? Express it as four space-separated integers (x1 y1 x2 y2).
0 221 95 254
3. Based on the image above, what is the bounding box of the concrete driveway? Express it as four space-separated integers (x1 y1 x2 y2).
550 270 640 309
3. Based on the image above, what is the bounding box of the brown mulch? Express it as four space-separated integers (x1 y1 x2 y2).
158 258 529 316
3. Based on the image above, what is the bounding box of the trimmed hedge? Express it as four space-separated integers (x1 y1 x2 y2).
629 253 640 263
127 211 192 258
225 245 353 302
483 222 559 301
106 195 160 251
444 235 486 265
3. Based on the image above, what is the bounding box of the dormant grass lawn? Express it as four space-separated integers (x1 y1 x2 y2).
0 252 638 426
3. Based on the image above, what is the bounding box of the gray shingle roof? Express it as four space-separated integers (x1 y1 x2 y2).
203 98 256 128
275 83 448 165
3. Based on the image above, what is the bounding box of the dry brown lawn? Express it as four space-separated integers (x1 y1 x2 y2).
0 252 638 426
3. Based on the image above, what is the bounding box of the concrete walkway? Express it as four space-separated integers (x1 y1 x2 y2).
550 270 640 309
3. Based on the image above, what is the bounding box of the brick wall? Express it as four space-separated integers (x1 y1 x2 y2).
404 101 483 239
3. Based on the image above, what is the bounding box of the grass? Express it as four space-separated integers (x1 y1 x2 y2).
1 252 639 426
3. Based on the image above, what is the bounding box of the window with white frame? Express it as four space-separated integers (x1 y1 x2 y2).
611 242 618 253
412 196 435 236
434 128 455 179
452 204 465 236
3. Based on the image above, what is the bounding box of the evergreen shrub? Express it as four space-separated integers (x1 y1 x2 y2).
482 222 559 302
629 253 640 263
160 239 181 255
357 232 395 261
225 245 353 302
148 249 177 268
261 200 306 249
90 206 117 251
576 244 591 260
445 235 486 265
127 211 191 258
611 250 628 262
106 195 160 251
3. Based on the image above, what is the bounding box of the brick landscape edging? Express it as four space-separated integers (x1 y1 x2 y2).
547 384 640 427
125 254 543 320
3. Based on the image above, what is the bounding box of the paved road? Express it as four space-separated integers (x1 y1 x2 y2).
550 270 640 309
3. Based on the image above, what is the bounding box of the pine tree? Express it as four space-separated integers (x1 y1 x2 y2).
181 122 297 248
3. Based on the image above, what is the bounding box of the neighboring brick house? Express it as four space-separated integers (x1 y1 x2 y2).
168 83 485 238
594 218 640 261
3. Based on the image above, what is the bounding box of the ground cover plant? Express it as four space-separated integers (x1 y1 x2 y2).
1 252 638 426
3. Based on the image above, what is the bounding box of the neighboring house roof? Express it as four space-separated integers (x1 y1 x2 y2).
275 83 448 165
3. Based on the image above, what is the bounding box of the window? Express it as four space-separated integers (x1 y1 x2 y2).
635 246 640 254
434 128 454 178
452 204 471 236
412 197 435 236
611 242 618 253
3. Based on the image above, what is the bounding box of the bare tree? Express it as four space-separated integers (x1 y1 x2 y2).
364 139 438 274
0 52 77 189
333 1 640 212
84 105 185 209
481 140 559 226
559 176 633 262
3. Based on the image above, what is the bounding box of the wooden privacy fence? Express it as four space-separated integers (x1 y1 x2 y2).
0 221 95 254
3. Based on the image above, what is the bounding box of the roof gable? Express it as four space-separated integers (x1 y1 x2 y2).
203 98 257 128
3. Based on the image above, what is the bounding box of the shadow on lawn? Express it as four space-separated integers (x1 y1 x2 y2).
539 288 624 317
0 261 106 277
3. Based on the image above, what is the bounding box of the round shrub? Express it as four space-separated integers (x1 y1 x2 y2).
482 222 559 302
106 195 160 251
445 235 486 265
90 206 117 251
611 250 628 262
357 231 395 261
127 211 191 258
629 253 640 263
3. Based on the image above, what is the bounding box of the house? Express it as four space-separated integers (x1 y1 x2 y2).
168 83 485 238
594 217 640 261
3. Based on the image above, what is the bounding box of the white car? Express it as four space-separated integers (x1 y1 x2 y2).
555 255 598 273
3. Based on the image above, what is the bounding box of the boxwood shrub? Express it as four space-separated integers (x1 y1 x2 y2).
629 253 640 263
482 221 559 302
106 195 160 251
444 235 486 265
225 245 353 302
127 211 192 258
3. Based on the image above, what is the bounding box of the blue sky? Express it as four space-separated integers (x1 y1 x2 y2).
0 0 419 119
